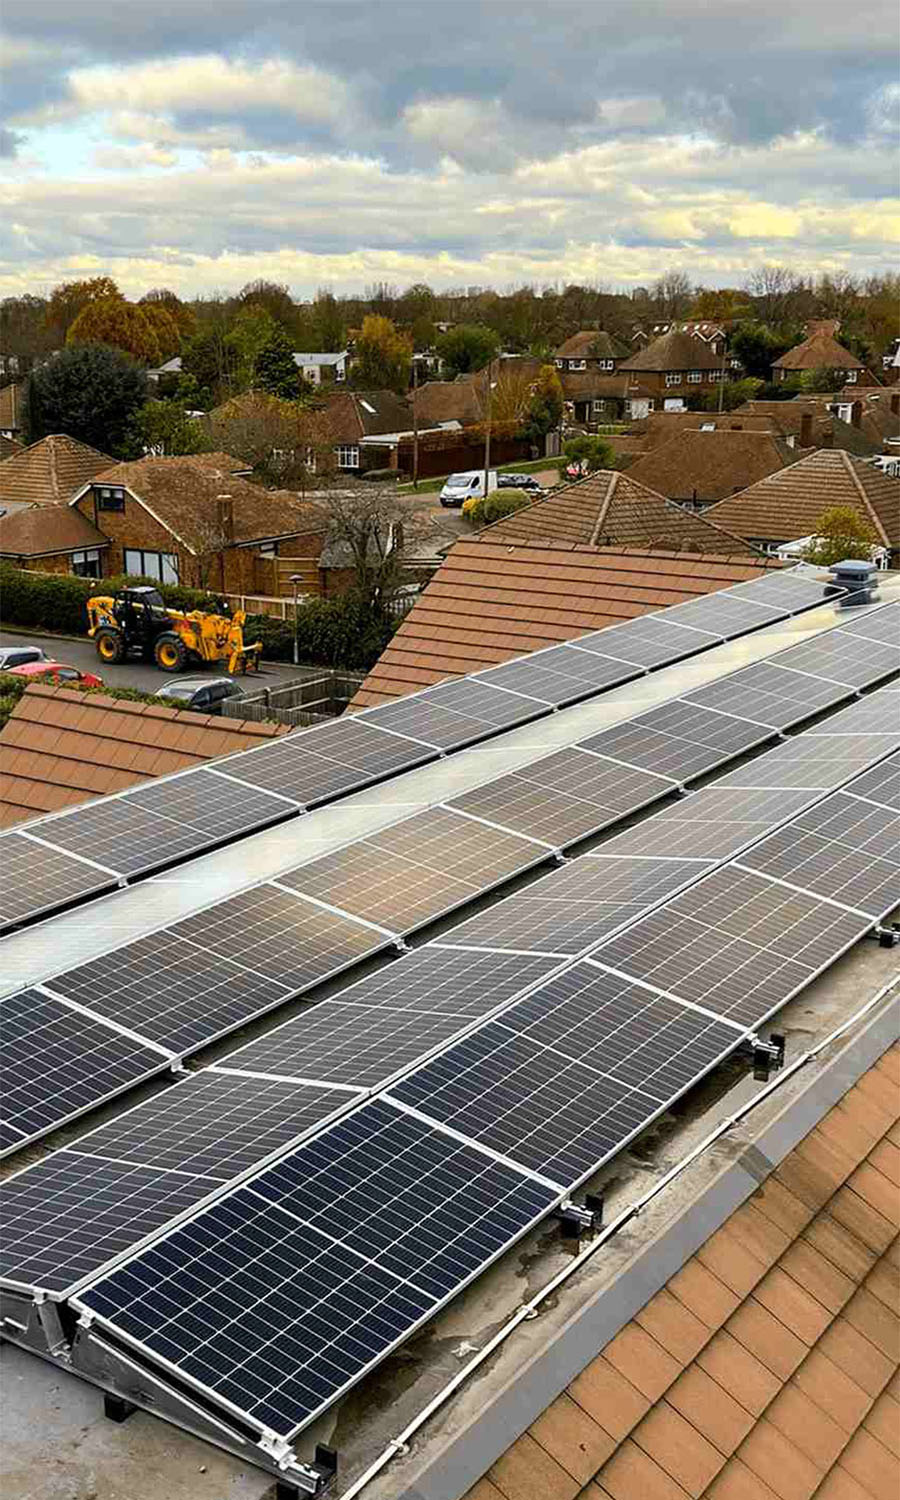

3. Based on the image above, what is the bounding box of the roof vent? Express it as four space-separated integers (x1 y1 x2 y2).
829 557 880 606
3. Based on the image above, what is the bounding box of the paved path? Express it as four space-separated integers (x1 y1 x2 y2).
0 630 301 694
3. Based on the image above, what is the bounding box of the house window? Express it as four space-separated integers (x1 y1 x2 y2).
599 359 614 371
688 371 703 383
665 373 682 386
554 358 564 368
569 359 587 370
304 446 317 473
124 548 179 584
335 444 360 469
96 486 125 512
846 370 858 383
258 542 277 559
592 400 606 413
71 549 101 578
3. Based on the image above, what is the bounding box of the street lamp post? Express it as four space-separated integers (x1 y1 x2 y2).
290 573 303 666
483 359 496 502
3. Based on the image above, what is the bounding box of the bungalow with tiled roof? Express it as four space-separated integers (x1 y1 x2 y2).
772 321 875 387
617 332 727 419
626 429 803 507
0 433 114 509
351 472 773 706
705 448 900 562
0 503 110 577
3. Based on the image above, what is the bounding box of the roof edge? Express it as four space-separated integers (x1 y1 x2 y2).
397 989 899 1500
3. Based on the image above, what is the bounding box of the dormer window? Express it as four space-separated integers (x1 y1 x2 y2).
687 371 702 383
569 359 586 370
599 359 614 371
846 370 858 383
665 373 683 386
96 485 125 511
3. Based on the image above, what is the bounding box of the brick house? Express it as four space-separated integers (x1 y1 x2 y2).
625 429 804 507
0 503 110 577
772 321 874 387
617 331 728 417
554 330 630 375
68 453 333 596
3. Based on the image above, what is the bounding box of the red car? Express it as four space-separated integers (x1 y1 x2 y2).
7 661 104 687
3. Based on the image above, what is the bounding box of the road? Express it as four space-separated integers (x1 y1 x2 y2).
0 630 302 694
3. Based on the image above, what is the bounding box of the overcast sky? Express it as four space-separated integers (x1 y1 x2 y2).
1 0 898 300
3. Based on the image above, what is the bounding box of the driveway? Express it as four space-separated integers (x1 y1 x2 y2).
0 630 302 695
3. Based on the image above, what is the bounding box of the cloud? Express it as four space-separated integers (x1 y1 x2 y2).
0 127 24 157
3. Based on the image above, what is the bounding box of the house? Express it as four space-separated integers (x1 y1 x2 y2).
617 331 727 418
554 330 630 374
772 320 873 386
649 319 728 354
729 400 885 459
412 380 482 428
315 388 419 473
625 429 804 508
68 452 332 595
0 503 111 577
293 350 349 385
705 448 900 561
0 434 115 508
0 382 24 440
352 473 773 706
0 681 290 827
146 355 183 385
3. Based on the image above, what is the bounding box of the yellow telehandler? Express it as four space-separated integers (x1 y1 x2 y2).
86 585 262 674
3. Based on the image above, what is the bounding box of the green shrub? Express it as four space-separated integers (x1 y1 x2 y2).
463 488 534 527
0 565 396 672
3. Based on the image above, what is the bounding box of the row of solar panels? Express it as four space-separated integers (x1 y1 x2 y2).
2 690 896 1312
3 604 896 1157
0 568 850 933
57 734 900 1448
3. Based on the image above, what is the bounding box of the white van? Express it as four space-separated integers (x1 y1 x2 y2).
439 469 498 507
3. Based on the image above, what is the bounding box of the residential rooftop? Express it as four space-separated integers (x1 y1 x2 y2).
0 433 115 507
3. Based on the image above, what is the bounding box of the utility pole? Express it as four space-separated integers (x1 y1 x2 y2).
290 574 303 666
483 358 493 501
717 335 727 413
411 357 419 491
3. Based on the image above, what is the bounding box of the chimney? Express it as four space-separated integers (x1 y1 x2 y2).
216 495 234 541
799 412 813 448
891 393 899 416
850 402 862 428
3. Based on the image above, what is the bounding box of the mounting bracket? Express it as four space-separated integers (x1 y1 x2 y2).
749 1032 786 1082
556 1200 599 1239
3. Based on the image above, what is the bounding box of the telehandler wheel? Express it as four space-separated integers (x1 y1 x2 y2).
94 628 127 665
154 633 188 672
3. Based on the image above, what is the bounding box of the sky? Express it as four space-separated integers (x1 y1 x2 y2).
1 0 898 301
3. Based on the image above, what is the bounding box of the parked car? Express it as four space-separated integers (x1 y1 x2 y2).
7 660 103 687
0 644 47 671
497 473 543 493
155 677 245 715
439 470 499 507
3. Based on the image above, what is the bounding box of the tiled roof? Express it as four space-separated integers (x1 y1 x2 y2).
561 371 631 401
619 331 724 373
0 503 109 557
555 331 629 360
0 382 23 431
0 683 290 827
465 1042 900 1500
0 435 22 461
75 453 327 550
0 434 115 507
351 543 777 706
773 330 866 372
632 411 784 449
478 471 758 553
706 448 900 548
626 429 800 503
413 380 482 427
316 388 415 441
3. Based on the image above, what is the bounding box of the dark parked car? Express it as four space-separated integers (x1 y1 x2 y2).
497 473 542 493
155 677 245 715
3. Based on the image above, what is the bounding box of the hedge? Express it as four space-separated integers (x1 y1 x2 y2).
0 563 396 671
462 488 534 527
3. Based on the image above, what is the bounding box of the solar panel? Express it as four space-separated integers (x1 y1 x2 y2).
775 630 899 688
0 833 118 931
0 990 170 1155
594 865 873 1028
579 701 775 782
365 678 548 749
390 964 743 1184
598 787 816 860
217 719 437 808
124 767 295 839
844 753 900 811
801 691 900 736
683 661 853 729
438 855 713 956
723 572 844 611
75 1100 556 1438
476 646 640 706
447 748 676 847
0 1073 353 1296
48 888 392 1054
715 735 900 790
277 807 548 931
571 614 721 667
736 792 900 919
661 593 782 637
218 947 564 1087
834 603 900 645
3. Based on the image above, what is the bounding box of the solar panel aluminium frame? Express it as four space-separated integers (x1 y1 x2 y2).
0 568 860 936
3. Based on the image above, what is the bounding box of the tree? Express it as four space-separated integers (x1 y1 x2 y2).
45 277 123 343
25 343 147 455
140 289 196 341
309 290 345 351
254 328 302 399
799 367 847 394
204 392 326 486
435 323 501 378
234 279 296 329
650 270 693 320
801 506 879 567
556 434 614 481
67 297 163 365
730 321 792 380
522 365 564 444
0 295 54 368
129 397 205 457
689 288 752 323
352 315 412 393
181 326 231 406
225 305 277 393
315 485 431 608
